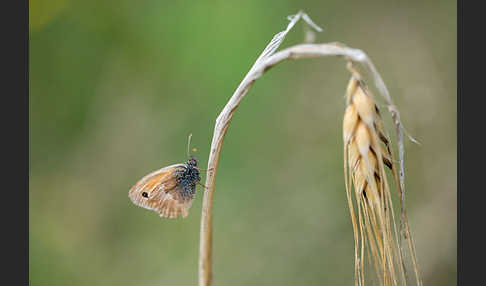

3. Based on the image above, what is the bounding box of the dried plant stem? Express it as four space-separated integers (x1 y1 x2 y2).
198 12 418 286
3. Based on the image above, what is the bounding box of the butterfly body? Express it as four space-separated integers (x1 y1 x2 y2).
129 156 201 219
174 157 201 200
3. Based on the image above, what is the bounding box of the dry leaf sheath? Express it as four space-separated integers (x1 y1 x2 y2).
198 12 421 286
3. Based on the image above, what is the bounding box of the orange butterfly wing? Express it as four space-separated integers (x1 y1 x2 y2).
128 164 194 219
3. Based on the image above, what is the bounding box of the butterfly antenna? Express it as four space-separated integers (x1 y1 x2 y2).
187 133 192 158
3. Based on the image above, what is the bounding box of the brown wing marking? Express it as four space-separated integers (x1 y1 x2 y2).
128 164 193 219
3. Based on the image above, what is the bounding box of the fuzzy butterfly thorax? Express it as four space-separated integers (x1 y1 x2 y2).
175 156 201 200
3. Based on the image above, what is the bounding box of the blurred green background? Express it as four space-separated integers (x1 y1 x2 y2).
29 0 456 285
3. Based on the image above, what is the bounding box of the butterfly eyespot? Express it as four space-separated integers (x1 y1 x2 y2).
142 192 148 198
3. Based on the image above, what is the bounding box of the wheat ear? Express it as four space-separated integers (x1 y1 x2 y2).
343 63 421 286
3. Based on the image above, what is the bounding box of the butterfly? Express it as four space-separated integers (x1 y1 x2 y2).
128 134 205 219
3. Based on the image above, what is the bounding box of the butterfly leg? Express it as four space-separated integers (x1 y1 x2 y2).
197 182 209 189
197 167 214 172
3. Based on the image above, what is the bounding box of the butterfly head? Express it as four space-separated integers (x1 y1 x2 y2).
187 156 198 168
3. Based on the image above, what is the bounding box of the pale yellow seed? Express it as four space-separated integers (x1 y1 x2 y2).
355 122 371 160
343 104 359 144
353 86 375 126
